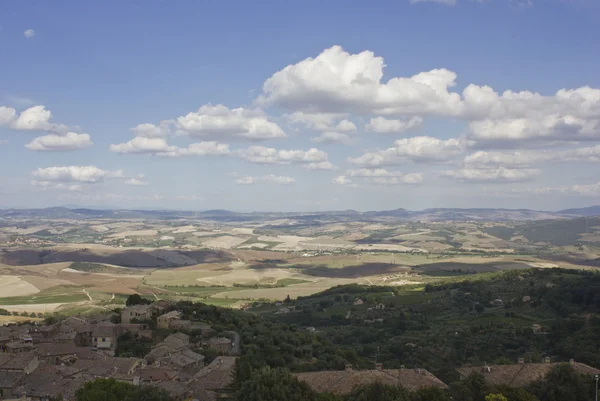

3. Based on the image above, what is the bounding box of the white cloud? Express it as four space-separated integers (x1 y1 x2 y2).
24 29 35 38
110 137 229 157
237 146 329 165
462 85 600 144
0 106 17 125
331 176 357 187
258 45 462 117
365 116 423 134
285 112 352 131
33 166 113 183
305 161 336 171
25 132 93 151
346 168 424 185
0 105 68 133
110 137 172 154
125 177 149 186
440 167 541 183
311 132 354 145
31 166 141 191
31 181 83 192
160 142 231 157
462 145 600 169
233 174 295 185
349 136 464 166
176 104 286 140
130 122 172 138
260 46 600 147
410 0 456 4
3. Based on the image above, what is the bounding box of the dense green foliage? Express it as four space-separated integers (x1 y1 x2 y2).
171 268 600 384
227 364 593 401
76 378 175 401
125 293 152 306
114 332 152 357
233 367 323 401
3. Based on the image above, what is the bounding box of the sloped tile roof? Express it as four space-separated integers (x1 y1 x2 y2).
456 362 600 387
294 368 447 395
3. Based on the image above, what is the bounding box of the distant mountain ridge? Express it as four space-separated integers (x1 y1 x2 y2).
1 205 599 222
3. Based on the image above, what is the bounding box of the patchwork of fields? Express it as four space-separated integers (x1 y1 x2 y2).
0 213 598 315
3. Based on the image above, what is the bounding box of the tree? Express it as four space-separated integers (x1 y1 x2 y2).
234 367 320 401
528 364 594 401
491 386 539 401
485 394 508 401
411 386 451 401
125 294 151 306
449 373 487 401
346 382 411 401
76 378 175 401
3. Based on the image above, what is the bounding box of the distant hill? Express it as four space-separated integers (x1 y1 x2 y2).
558 205 600 216
1 205 599 222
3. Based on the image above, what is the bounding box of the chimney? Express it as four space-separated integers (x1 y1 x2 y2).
375 363 383 371
345 364 353 372
518 358 525 364
544 357 551 364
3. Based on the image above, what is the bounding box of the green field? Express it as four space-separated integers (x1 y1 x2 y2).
277 278 311 286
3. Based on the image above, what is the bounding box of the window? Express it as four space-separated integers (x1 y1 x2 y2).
102 337 106 342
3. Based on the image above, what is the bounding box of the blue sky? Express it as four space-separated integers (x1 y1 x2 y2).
1 0 600 211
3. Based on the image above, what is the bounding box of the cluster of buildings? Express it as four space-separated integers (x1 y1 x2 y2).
294 358 600 396
2 297 599 401
0 302 240 401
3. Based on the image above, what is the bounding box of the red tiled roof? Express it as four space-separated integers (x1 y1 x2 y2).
456 362 600 387
294 367 447 395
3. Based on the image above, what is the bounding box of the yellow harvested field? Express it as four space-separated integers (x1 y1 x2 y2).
20 275 75 291
90 225 110 232
231 228 254 235
0 315 42 325
0 303 64 313
196 267 299 286
169 225 198 233
145 266 229 286
107 229 158 239
201 235 248 249
213 278 361 300
2 225 51 234
0 276 40 297
354 244 426 252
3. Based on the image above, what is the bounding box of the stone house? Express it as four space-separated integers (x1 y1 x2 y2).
157 310 183 329
121 304 154 324
206 337 233 353
92 323 117 351
0 352 39 375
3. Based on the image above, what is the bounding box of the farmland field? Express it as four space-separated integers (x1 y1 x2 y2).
0 209 598 312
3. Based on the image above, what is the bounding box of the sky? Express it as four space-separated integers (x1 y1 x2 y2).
1 0 600 212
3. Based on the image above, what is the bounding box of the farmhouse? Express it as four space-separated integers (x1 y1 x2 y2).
92 323 117 352
456 359 600 387
206 337 233 353
169 319 192 330
121 304 154 324
294 364 447 395
157 310 183 329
